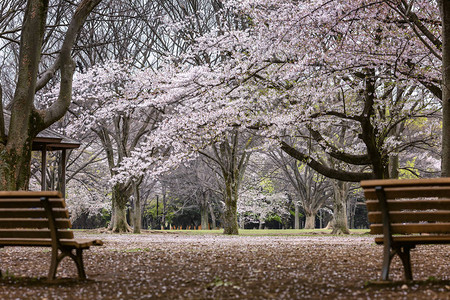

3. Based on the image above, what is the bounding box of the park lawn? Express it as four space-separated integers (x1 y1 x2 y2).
146 228 370 236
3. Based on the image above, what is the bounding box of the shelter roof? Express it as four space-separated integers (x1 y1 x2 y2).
3 111 80 151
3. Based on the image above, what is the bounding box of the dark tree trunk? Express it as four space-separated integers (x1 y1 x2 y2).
223 176 239 235
440 0 450 176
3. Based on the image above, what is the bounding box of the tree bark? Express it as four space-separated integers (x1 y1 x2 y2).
209 202 216 230
200 191 209 230
304 211 316 229
294 200 300 229
223 177 239 235
111 184 132 233
440 0 450 176
330 180 350 235
389 155 399 179
132 182 141 234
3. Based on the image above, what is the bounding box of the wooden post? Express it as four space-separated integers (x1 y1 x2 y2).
41 146 47 191
60 149 67 198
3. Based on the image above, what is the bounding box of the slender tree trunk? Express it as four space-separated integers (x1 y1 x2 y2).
209 202 216 229
161 189 167 229
389 155 399 179
330 180 350 234
294 200 300 229
200 191 209 230
132 182 141 234
440 0 450 177
258 219 263 229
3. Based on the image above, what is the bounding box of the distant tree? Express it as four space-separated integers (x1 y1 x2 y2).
267 149 331 229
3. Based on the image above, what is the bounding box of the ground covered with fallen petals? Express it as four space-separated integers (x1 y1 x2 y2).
0 231 449 299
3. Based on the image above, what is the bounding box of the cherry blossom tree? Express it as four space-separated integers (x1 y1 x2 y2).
45 61 160 232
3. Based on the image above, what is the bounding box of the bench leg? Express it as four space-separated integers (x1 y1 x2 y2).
48 247 60 280
48 248 87 280
398 246 413 281
381 245 414 281
381 243 395 281
73 249 86 279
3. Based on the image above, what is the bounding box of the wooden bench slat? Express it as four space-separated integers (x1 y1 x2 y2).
0 208 69 219
0 229 74 239
361 178 450 188
0 199 65 208
0 238 53 246
366 199 450 211
364 186 450 200
374 235 450 245
59 238 104 248
368 211 450 223
0 238 102 248
370 223 450 234
0 219 71 229
0 191 62 198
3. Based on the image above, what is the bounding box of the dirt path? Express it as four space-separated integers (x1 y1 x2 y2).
0 232 449 299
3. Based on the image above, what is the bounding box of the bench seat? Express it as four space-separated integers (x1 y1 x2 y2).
0 238 103 248
374 235 450 245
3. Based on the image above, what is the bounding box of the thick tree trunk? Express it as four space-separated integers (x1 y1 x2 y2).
294 200 300 229
441 0 450 176
304 211 316 229
223 179 239 235
0 137 34 190
111 184 132 233
330 180 350 235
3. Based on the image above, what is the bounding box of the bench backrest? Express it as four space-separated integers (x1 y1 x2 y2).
0 191 74 240
361 178 450 235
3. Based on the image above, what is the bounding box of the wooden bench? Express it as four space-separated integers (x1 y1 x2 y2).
361 178 450 281
0 191 103 280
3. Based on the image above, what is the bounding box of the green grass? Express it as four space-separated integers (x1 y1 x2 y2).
76 228 370 236
153 228 370 236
